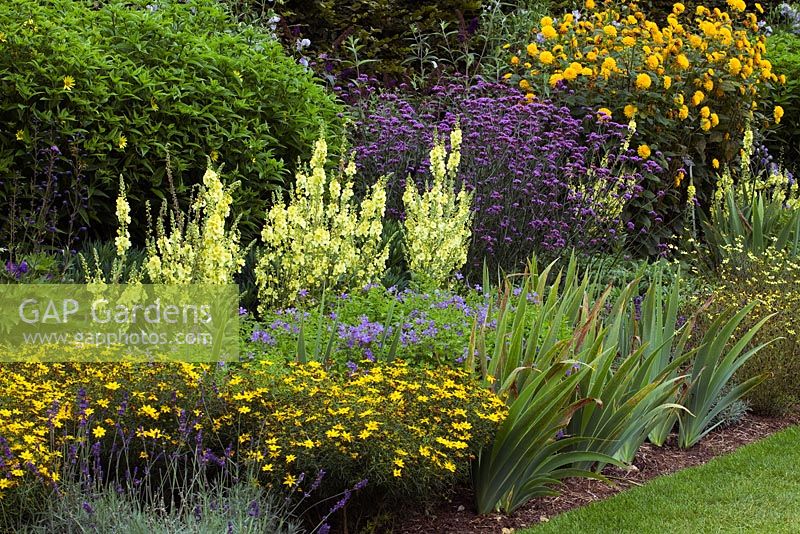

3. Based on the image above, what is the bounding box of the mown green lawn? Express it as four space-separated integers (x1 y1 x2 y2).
526 426 800 534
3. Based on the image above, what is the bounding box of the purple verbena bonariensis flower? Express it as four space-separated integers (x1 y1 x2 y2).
343 80 670 275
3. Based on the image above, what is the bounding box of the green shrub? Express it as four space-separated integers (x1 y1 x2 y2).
0 0 342 242
766 30 800 172
274 0 483 80
711 247 800 415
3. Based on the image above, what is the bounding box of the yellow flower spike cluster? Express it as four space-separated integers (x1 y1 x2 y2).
256 138 388 311
402 127 473 288
508 0 783 166
145 167 245 285
115 176 132 257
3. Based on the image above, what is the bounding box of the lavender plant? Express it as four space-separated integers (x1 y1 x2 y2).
343 80 669 275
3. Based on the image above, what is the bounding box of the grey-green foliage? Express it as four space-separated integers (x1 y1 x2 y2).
17 482 304 534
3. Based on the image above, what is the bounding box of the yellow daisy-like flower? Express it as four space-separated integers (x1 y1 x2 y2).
283 473 297 487
603 25 618 38
624 104 638 118
118 135 128 149
542 25 557 40
63 75 75 91
675 54 690 70
92 426 106 439
637 144 651 159
775 105 785 124
597 107 612 121
728 57 742 76
635 73 652 90
539 51 555 65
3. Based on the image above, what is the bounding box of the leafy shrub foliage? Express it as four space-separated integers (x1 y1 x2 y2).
766 30 800 171
712 247 800 415
0 0 342 242
275 0 483 80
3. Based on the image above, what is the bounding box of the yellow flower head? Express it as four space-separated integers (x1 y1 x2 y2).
635 73 652 90
118 135 128 150
637 144 652 159
624 104 638 118
542 25 558 39
603 25 618 38
775 105 785 124
597 107 613 121
691 90 705 106
676 54 690 70
539 50 555 65
663 75 672 89
63 75 75 91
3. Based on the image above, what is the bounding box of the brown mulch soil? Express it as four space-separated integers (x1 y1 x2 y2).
395 413 799 534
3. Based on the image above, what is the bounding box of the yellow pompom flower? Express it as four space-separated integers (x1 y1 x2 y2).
678 105 689 120
539 50 555 65
623 36 636 46
542 25 558 39
603 25 618 38
710 113 719 127
585 0 595 9
635 73 652 90
676 54 690 69
712 158 720 169
540 16 553 27
511 56 520 65
624 104 638 118
700 118 712 131
597 107 613 120
638 144 652 158
728 57 742 75
691 90 705 106
526 43 538 56
700 106 711 118
673 2 685 14
775 105 785 124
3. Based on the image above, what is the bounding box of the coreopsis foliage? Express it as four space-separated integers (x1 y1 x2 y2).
256 138 388 311
145 167 246 284
402 127 474 288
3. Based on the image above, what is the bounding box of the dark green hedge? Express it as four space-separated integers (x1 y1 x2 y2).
277 0 483 81
0 0 343 242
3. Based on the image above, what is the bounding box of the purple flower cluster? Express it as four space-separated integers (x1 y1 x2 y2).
344 80 668 272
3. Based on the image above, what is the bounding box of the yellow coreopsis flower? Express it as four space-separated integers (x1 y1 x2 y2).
63 75 75 91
